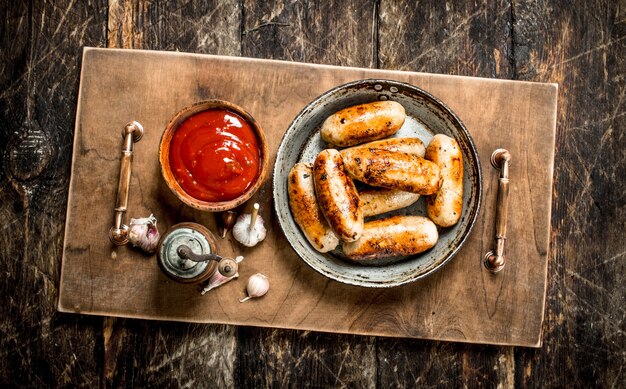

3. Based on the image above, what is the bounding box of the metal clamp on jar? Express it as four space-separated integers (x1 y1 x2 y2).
157 222 238 284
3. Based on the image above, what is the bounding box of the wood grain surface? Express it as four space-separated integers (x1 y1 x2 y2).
1 1 624 388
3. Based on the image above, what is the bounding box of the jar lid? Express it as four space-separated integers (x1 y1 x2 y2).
157 222 218 284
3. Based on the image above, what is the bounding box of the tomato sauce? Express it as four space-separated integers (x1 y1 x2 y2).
169 109 261 202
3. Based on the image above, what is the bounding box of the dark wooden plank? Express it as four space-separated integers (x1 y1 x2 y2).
237 329 376 388
102 1 242 387
377 340 514 388
102 319 237 387
512 1 626 387
0 0 107 386
238 1 379 387
108 0 241 55
376 1 516 387
379 0 513 78
242 0 378 67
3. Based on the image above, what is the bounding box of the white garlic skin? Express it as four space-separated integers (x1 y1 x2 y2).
232 214 267 247
127 214 160 253
240 273 269 302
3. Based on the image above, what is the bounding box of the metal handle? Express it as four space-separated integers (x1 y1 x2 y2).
176 245 239 277
109 121 144 245
484 148 512 273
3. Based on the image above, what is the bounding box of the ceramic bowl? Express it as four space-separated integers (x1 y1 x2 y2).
159 100 268 212
273 79 482 287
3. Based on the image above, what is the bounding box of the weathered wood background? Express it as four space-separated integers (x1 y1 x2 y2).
1 0 623 387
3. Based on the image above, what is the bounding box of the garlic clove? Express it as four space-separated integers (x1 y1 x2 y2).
218 210 238 238
128 214 160 253
240 273 269 302
200 255 245 295
232 204 267 247
201 272 238 295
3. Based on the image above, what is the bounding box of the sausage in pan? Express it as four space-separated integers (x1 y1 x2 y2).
424 134 464 227
341 148 442 194
288 163 340 252
320 101 406 147
358 187 420 217
343 215 438 262
341 137 425 157
313 149 364 242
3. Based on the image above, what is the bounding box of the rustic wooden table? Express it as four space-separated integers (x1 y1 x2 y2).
1 1 624 387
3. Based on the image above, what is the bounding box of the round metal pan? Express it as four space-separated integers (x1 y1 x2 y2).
273 79 482 287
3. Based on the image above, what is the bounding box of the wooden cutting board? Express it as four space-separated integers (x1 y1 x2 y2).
58 47 557 347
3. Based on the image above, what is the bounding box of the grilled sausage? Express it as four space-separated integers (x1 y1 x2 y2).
425 134 464 227
343 216 438 262
341 148 442 194
320 101 406 147
313 149 364 242
341 137 425 157
288 163 340 252
358 187 420 217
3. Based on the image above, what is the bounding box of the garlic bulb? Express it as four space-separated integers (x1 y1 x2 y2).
200 255 244 295
240 273 269 302
128 214 160 253
232 203 266 247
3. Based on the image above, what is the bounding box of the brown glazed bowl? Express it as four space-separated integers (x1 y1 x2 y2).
159 100 268 212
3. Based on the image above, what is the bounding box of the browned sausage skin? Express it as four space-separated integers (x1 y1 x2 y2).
341 148 442 195
320 101 406 147
288 163 340 252
343 216 438 262
313 149 364 242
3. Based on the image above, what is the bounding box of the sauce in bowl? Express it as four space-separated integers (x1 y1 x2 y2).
169 109 261 202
